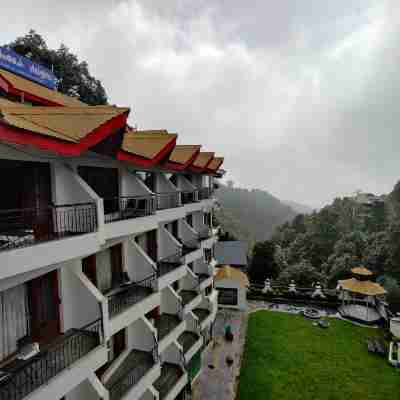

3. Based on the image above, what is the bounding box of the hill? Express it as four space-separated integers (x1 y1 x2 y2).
283 199 314 215
214 184 297 245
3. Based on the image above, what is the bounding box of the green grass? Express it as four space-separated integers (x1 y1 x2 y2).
238 311 400 400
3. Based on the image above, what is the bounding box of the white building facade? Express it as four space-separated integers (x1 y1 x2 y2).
0 61 225 400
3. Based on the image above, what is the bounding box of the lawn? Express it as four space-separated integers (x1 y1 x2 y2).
238 311 399 400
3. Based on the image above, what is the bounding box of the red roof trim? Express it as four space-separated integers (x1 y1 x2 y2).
163 146 201 172
117 136 177 167
0 111 128 155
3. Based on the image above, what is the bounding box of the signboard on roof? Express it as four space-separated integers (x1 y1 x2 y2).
0 46 57 90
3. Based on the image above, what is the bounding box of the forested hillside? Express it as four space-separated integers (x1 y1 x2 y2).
215 184 297 245
248 182 400 311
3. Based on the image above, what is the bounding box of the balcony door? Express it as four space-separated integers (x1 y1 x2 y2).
28 270 60 344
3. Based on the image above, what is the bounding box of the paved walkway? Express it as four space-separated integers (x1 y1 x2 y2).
192 309 248 400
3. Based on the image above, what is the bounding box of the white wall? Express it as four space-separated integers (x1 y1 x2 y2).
66 379 100 400
128 318 156 351
161 342 181 365
60 261 101 331
120 169 152 196
158 226 181 260
179 219 198 242
125 239 156 282
160 286 181 315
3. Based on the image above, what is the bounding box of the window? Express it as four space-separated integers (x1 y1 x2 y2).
218 288 238 306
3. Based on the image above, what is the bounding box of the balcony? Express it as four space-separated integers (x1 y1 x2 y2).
157 252 183 278
155 314 182 342
177 332 202 364
198 187 212 201
192 308 212 330
107 274 157 318
180 290 199 308
154 363 185 400
104 195 156 224
0 202 97 253
198 227 211 241
181 239 200 256
0 319 102 400
105 348 158 400
156 192 182 210
181 191 199 205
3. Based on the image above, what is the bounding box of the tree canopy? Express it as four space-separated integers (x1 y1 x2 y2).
6 30 107 105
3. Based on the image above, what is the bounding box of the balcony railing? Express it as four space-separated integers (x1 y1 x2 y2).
0 319 102 400
157 251 183 277
198 187 212 200
178 332 200 354
0 202 97 252
156 192 182 210
106 347 158 400
155 314 182 342
198 227 211 240
192 308 211 325
180 239 200 256
181 191 199 205
179 290 199 307
108 274 157 318
104 195 156 223
154 363 184 400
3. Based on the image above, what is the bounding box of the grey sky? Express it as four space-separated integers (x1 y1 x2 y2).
1 0 399 207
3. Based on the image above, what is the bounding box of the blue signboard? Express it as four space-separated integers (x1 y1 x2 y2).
0 46 57 90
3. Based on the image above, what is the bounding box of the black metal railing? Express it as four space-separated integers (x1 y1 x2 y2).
108 349 156 400
157 251 183 277
156 192 182 210
154 363 184 400
181 191 199 205
108 274 157 317
0 202 97 252
198 227 211 240
181 238 200 256
198 187 212 200
0 319 102 400
155 314 182 342
104 195 156 223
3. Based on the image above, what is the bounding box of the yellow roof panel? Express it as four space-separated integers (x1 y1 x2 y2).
0 103 129 142
0 68 86 107
208 157 224 170
192 152 214 168
215 265 250 287
338 278 386 296
121 129 177 159
351 267 373 276
169 145 201 164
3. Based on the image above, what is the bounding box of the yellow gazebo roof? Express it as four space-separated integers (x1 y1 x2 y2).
215 265 250 288
338 278 386 296
351 267 373 276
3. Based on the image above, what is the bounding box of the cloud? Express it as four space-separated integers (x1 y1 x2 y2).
1 0 399 207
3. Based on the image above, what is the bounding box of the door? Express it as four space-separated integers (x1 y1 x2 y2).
147 230 158 262
28 270 60 343
172 221 179 241
110 243 123 287
144 173 156 192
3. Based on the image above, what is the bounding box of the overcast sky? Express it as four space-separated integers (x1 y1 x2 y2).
2 0 400 207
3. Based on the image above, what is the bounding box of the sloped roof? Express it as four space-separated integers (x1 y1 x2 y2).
121 129 177 159
169 145 201 164
0 68 86 107
0 104 129 142
351 267 373 276
191 152 214 169
207 157 224 171
338 278 386 296
215 241 248 266
215 265 250 287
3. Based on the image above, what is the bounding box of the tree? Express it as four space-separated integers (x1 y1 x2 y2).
277 259 324 286
249 240 279 282
7 30 107 105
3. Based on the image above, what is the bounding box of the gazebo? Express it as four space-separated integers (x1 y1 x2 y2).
337 267 386 324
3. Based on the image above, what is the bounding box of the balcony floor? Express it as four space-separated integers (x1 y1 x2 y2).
178 332 200 354
105 349 154 400
158 262 182 277
155 314 181 342
192 308 211 324
180 290 198 306
154 363 183 400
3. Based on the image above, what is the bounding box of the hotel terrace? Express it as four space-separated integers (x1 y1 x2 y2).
0 56 225 400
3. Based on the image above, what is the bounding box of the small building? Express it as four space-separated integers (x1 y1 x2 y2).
214 241 248 271
337 267 387 325
215 265 249 310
